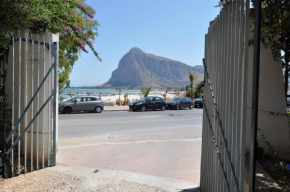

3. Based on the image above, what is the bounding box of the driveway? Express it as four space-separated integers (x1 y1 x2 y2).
58 109 203 190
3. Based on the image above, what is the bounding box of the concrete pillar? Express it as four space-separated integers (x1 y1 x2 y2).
245 37 290 161
5 31 59 170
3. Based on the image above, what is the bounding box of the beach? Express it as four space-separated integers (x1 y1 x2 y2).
59 89 183 104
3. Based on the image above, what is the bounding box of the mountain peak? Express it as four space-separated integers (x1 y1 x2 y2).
129 47 143 53
106 49 204 88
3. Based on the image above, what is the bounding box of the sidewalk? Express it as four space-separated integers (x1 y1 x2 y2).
0 165 200 192
103 106 129 112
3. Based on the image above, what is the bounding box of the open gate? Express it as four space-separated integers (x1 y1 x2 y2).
1 31 59 178
200 0 250 191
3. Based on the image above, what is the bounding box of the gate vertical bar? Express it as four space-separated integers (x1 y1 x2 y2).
217 10 222 192
233 2 238 189
36 34 40 170
11 37 15 176
230 2 235 190
249 0 261 191
52 42 58 165
48 39 51 167
225 4 230 189
239 0 244 189
31 36 34 171
240 0 250 191
24 36 28 173
42 35 45 168
221 6 227 191
18 34 21 174
2 48 7 178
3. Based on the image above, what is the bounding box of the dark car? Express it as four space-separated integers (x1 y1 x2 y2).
194 98 203 108
59 96 104 114
129 96 166 112
166 97 194 110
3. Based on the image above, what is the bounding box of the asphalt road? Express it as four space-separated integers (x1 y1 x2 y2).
58 108 203 188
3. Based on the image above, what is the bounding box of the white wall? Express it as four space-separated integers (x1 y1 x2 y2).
245 38 290 160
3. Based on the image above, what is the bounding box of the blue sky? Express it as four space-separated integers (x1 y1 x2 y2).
70 0 220 86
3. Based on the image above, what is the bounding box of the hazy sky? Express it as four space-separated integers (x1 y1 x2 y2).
70 0 220 86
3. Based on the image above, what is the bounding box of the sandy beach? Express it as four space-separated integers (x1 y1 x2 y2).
60 92 183 104
100 93 178 103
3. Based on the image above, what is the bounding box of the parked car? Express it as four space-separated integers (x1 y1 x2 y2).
166 97 194 110
59 96 104 114
194 98 203 108
287 97 290 106
129 96 166 112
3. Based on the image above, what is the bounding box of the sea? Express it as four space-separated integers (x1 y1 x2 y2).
60 88 141 99
62 89 141 94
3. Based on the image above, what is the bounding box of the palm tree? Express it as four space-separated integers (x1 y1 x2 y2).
189 72 197 100
162 89 168 101
68 92 73 99
116 88 122 106
140 86 152 97
123 93 129 105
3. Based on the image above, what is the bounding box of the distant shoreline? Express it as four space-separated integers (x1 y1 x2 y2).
59 88 183 101
65 86 185 90
64 88 139 90
59 89 181 103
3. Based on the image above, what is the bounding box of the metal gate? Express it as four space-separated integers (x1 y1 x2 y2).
1 31 59 178
200 0 250 191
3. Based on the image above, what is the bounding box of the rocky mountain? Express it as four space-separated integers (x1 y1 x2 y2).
105 47 204 88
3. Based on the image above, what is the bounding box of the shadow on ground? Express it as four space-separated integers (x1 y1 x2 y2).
179 187 201 192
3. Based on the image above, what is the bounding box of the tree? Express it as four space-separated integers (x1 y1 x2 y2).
0 0 101 91
189 72 197 100
185 89 191 98
59 80 70 93
251 0 290 98
162 89 168 101
116 88 122 106
123 93 129 105
194 81 204 99
140 86 152 97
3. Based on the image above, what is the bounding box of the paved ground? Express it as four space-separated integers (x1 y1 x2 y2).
0 165 200 192
1 108 203 191
58 109 203 191
58 109 203 146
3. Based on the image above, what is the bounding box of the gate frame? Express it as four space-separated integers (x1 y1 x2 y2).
249 0 261 191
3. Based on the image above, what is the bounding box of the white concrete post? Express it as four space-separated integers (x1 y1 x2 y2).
5 31 59 171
